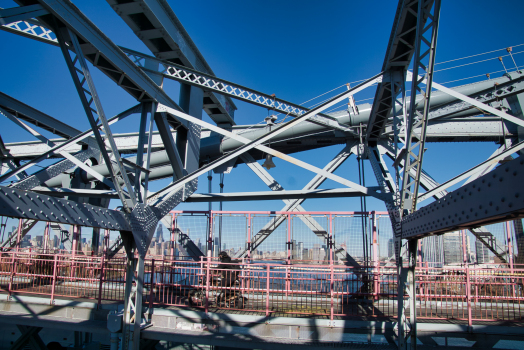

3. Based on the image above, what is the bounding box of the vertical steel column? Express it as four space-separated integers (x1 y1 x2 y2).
121 236 145 350
399 0 441 214
398 239 418 350
134 102 154 200
91 228 100 256
141 102 157 201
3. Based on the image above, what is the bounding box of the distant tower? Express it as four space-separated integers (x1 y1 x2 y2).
156 224 164 243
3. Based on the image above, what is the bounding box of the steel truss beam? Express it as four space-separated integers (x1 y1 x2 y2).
122 48 353 133
56 26 137 211
366 0 433 142
380 141 510 263
417 140 524 203
0 16 350 133
12 325 46 350
106 0 237 125
151 75 384 203
0 219 37 249
0 4 47 25
4 104 140 191
399 0 441 215
401 155 524 239
0 185 131 230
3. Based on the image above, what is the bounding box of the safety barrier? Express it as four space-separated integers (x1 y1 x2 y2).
1 251 523 323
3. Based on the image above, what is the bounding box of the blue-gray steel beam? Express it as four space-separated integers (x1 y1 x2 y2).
56 26 137 211
4 105 140 190
123 48 354 133
0 4 47 25
151 74 384 204
400 0 441 216
366 0 433 142
106 0 237 126
401 155 524 239
0 185 131 230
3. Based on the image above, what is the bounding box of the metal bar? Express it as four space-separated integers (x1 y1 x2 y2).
154 112 185 179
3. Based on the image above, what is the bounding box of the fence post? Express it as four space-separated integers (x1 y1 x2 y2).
247 214 252 260
466 264 472 331
205 256 210 314
266 264 270 317
97 254 105 308
371 212 379 301
8 252 16 297
287 214 291 263
50 255 58 305
208 211 213 258
329 214 334 320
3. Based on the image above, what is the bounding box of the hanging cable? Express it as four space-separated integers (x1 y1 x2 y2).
435 43 524 66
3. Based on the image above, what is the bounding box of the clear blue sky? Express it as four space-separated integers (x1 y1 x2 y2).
1 0 524 240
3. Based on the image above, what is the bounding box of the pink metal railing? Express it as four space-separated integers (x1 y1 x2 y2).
1 251 523 324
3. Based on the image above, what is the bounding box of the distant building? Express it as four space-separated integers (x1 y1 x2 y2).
387 238 394 259
476 239 490 264
443 231 462 265
156 224 164 243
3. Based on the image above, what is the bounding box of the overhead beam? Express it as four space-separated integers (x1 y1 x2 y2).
150 74 384 203
186 188 377 202
106 0 237 125
401 155 524 239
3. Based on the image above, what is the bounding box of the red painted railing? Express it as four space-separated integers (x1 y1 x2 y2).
1 251 523 323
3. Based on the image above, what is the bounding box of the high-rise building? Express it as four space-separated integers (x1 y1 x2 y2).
156 224 164 243
476 239 490 264
443 231 462 265
387 238 394 259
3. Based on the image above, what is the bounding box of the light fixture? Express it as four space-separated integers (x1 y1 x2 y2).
262 154 276 170
262 114 278 170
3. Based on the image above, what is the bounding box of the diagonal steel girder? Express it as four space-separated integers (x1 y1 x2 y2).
380 141 510 262
149 74 383 206
2 104 140 190
399 0 441 215
366 0 434 142
55 26 137 211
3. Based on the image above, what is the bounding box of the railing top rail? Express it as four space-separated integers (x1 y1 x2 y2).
170 210 390 215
